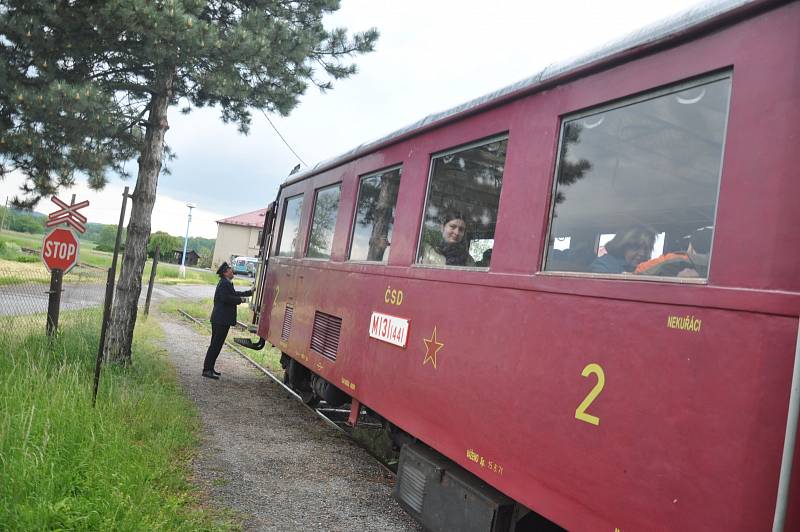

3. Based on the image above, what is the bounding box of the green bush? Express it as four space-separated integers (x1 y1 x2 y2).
0 239 23 259
0 238 41 262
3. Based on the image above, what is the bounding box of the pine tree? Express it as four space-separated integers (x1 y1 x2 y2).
0 0 378 364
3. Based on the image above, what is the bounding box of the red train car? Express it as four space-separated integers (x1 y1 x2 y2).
245 1 800 529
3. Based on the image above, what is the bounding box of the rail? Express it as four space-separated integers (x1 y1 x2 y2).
176 309 396 477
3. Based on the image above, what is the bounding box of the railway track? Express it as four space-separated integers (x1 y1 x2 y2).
176 309 397 477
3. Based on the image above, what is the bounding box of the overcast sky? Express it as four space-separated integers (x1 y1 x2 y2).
1 0 706 238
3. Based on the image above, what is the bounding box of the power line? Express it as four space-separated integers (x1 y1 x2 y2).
259 109 308 168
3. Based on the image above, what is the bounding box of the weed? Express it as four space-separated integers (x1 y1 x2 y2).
0 309 239 530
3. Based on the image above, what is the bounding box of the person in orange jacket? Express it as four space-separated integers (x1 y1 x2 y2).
635 227 712 278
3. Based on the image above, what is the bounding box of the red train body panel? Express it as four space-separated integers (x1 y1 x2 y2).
255 2 800 530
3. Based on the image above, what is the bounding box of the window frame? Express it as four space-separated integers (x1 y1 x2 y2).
414 133 510 271
275 193 304 258
305 182 343 260
347 164 403 264
539 71 732 284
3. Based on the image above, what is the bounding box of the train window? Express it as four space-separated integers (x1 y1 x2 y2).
544 74 731 279
417 137 508 268
306 183 342 259
276 194 304 257
349 167 401 262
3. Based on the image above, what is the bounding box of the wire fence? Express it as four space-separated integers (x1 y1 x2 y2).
0 262 107 337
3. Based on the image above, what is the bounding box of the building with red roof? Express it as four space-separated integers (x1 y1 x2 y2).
211 207 268 267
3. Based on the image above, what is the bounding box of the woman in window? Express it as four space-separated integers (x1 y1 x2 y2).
420 210 475 266
589 225 656 274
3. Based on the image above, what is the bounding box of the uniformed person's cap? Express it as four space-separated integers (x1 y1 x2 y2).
216 262 230 276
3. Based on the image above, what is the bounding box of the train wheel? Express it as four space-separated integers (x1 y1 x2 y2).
299 389 320 407
280 353 292 385
311 374 349 407
284 356 320 406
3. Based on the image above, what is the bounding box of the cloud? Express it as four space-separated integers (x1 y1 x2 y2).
2 0 704 240
0 171 226 239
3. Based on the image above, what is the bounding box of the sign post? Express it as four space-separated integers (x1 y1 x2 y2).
45 269 63 336
42 195 89 336
41 226 81 336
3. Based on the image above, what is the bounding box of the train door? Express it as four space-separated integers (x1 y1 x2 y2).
249 202 275 328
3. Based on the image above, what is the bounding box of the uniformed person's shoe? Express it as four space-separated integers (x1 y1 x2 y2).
212 370 221 376
201 370 219 380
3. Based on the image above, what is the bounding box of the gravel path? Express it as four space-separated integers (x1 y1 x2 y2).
158 315 421 531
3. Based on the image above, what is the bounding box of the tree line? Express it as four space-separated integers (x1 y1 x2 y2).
0 0 377 365
0 205 46 234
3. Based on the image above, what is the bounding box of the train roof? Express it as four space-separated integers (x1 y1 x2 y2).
281 0 772 189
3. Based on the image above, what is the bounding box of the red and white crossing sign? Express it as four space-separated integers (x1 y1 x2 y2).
41 227 80 273
47 196 90 233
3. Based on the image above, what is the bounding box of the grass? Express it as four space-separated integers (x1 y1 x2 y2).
0 235 44 270
79 249 220 286
144 261 219 286
0 230 220 286
0 230 46 251
0 259 107 287
0 258 51 285
0 308 239 530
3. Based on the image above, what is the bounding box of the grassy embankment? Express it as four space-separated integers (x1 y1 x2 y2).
0 230 219 285
159 298 283 374
0 310 238 530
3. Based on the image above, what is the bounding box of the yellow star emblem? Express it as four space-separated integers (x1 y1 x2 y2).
422 326 444 369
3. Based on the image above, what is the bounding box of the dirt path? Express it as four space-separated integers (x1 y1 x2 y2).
158 315 420 531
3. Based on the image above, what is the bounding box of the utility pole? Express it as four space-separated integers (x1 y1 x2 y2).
180 203 195 278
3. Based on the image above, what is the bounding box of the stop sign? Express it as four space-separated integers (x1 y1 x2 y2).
42 227 80 273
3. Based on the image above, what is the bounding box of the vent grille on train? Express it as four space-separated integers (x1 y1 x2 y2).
397 462 426 514
310 311 342 361
281 304 293 342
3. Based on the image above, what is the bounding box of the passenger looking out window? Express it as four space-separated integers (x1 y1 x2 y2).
589 225 656 274
418 137 508 268
544 74 730 280
420 211 475 266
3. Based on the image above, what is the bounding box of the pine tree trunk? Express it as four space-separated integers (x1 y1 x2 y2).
105 73 174 365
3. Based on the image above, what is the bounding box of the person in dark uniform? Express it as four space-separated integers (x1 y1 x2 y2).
202 262 253 379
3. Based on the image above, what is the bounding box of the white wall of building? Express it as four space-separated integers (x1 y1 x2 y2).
212 223 261 267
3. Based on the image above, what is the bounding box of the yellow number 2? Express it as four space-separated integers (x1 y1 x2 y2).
575 363 605 426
